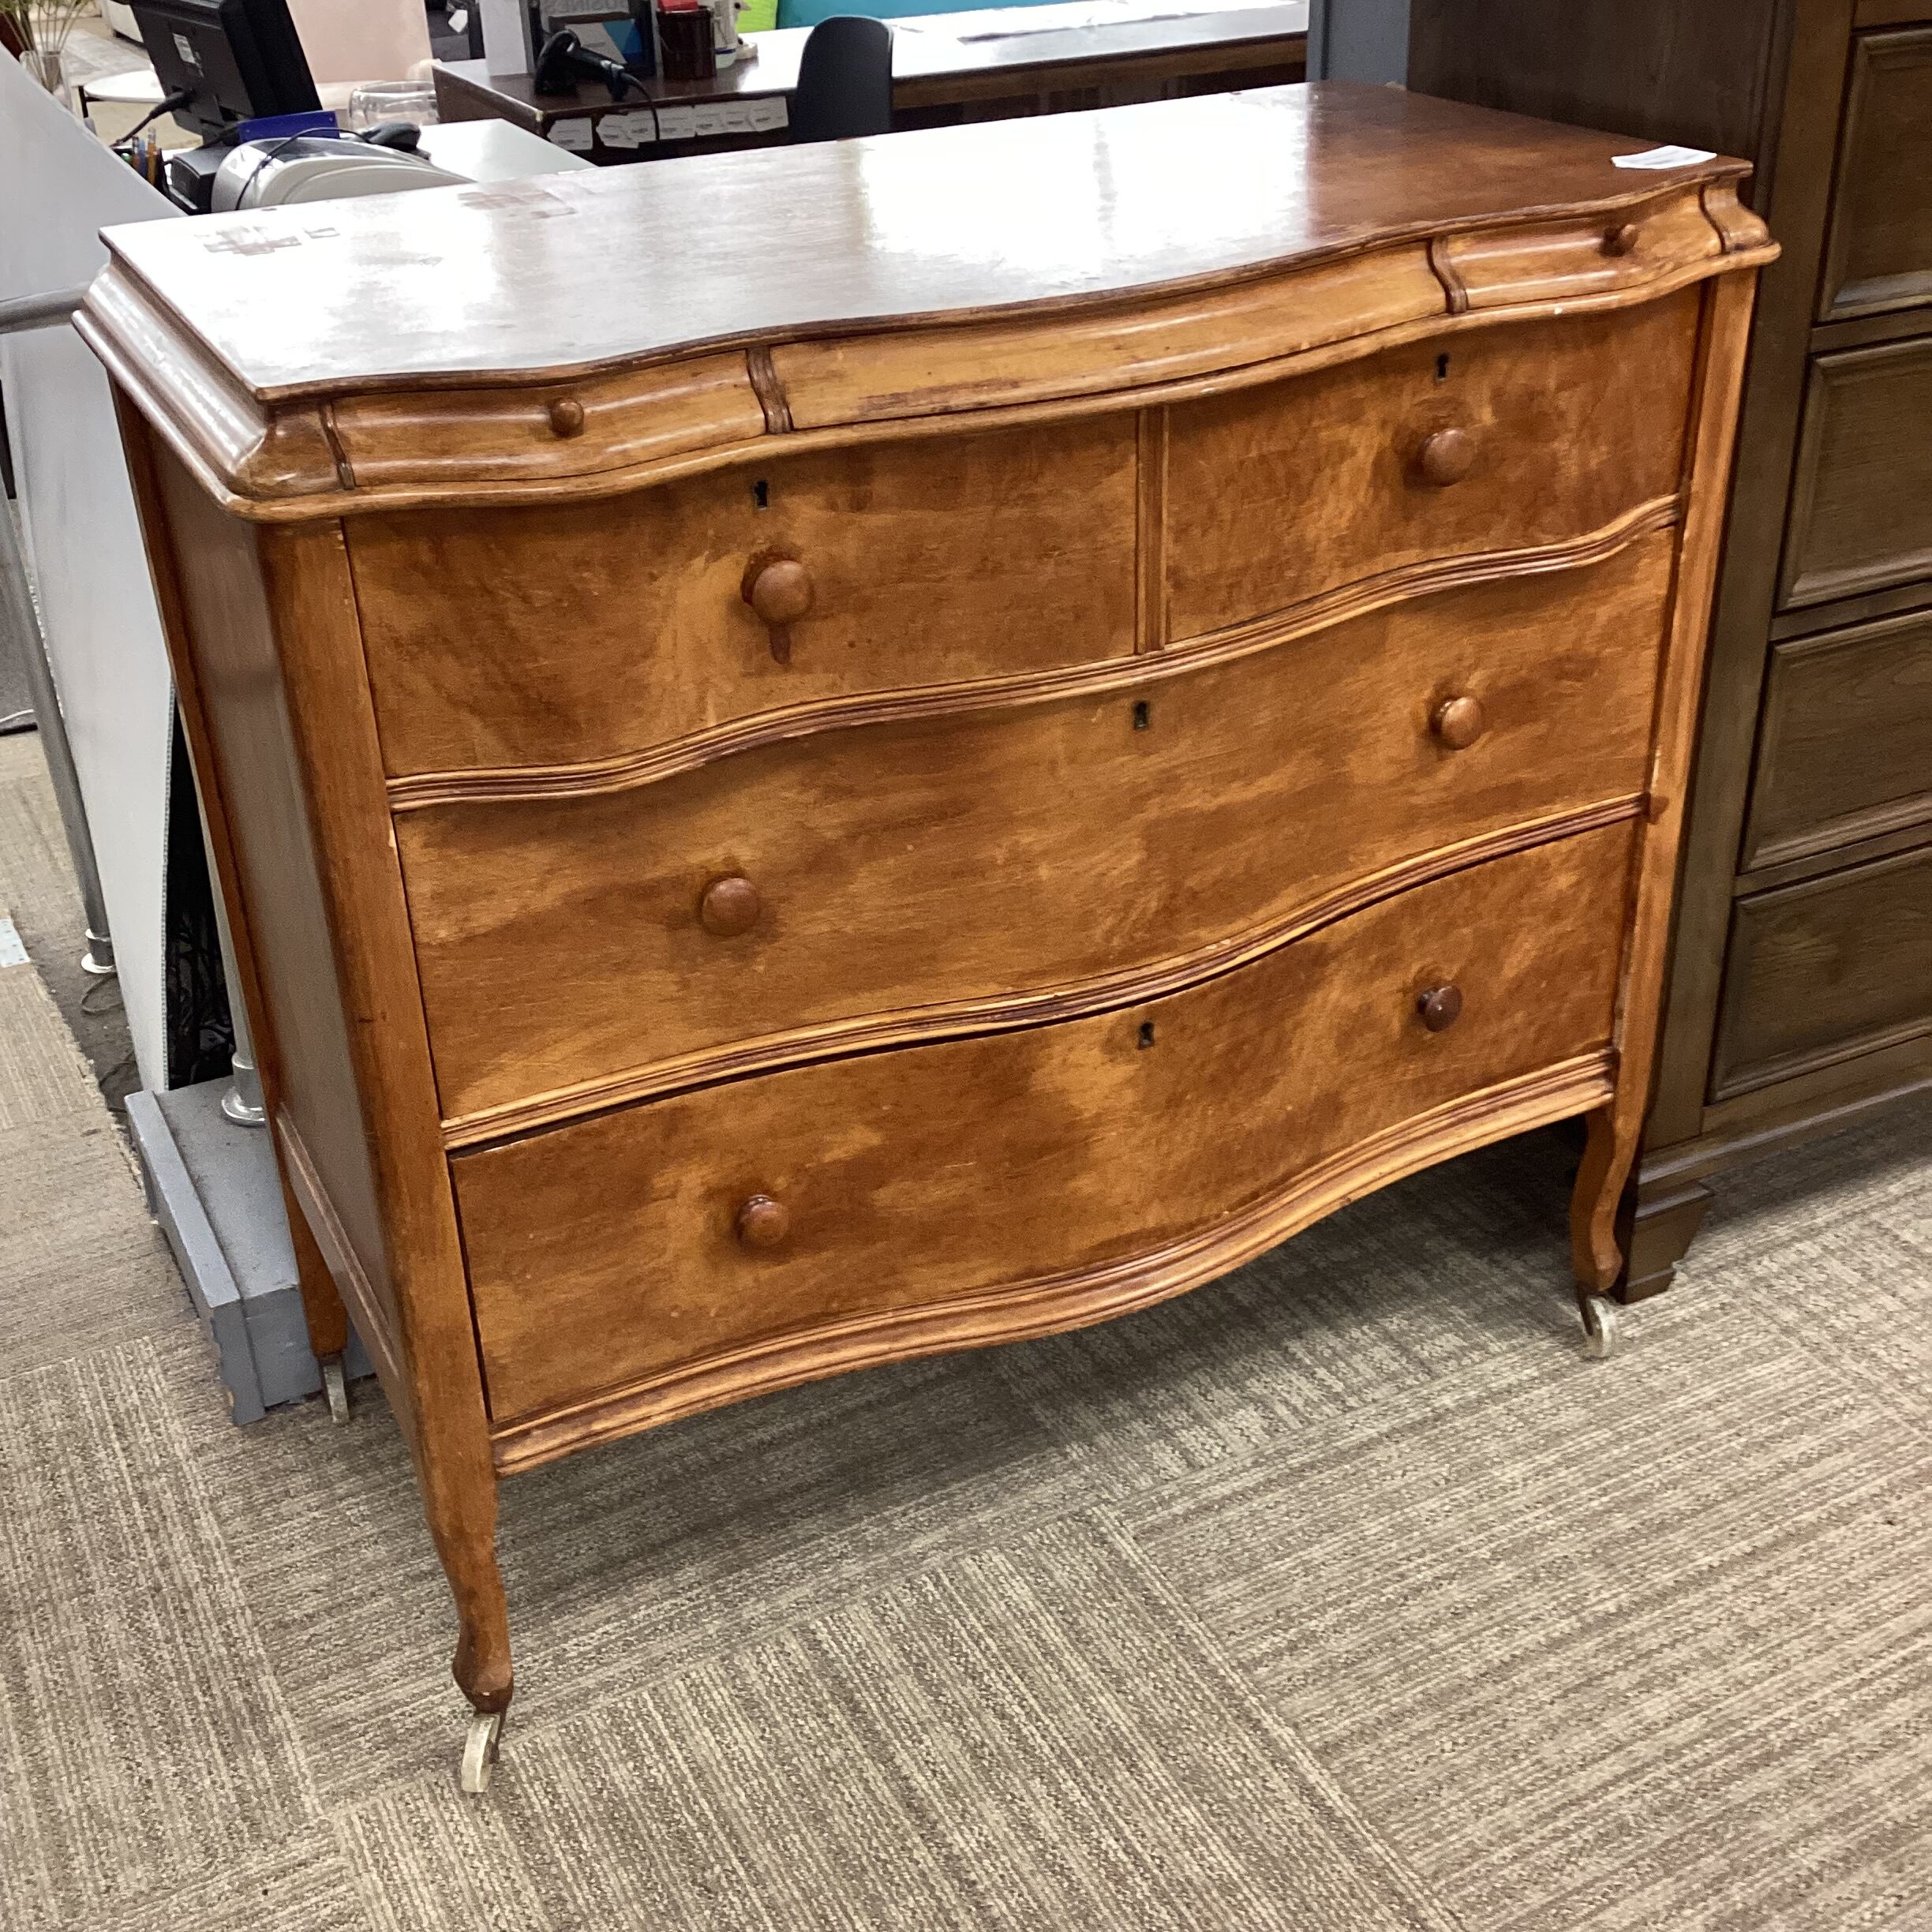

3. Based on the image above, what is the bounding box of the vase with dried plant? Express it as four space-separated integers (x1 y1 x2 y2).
2 0 95 109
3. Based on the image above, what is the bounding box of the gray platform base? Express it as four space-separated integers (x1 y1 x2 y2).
128 1078 372 1425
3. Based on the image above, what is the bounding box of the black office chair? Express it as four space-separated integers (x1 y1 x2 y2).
791 14 894 143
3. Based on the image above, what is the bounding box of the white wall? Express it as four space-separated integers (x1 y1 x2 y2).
0 54 179 1091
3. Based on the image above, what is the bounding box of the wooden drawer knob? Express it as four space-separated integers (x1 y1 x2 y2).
746 556 813 627
742 555 814 665
1604 222 1641 257
1417 983 1464 1033
736 1193 789 1249
1417 427 1474 488
699 874 761 937
1432 695 1487 751
547 396 586 438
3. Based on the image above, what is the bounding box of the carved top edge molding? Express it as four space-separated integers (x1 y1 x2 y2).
79 163 1772 523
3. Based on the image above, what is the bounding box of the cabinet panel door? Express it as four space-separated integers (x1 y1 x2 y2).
1819 28 1932 323
1742 608 1932 871
1711 844 1932 1101
1780 338 1932 608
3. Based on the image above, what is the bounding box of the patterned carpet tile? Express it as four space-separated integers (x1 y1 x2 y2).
0 1116 185 1375
1126 1318 1932 1931
0 964 97 1131
335 1513 1455 1932
990 1138 1627 1511
163 1326 1096 1811
0 1339 316 1926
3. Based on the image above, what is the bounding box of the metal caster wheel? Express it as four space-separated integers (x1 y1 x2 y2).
1580 1294 1623 1360
320 1355 350 1425
460 1710 505 1794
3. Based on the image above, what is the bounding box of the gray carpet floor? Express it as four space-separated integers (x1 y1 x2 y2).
2 743 1929 1928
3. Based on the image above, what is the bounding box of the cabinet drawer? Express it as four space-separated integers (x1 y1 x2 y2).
350 415 1139 778
402 532 1672 1134
1163 290 1697 642
455 823 1632 1428
1819 28 1932 323
1711 844 1932 1102
1742 608 1932 871
1781 337 1932 609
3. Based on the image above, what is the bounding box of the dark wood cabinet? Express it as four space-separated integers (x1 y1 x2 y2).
1410 0 1932 1294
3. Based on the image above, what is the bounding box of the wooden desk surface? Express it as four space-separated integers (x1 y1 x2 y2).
92 82 1752 404
436 1 1308 125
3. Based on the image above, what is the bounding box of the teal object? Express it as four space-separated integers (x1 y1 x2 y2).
779 0 1067 27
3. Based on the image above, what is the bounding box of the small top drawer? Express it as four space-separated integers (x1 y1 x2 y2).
1161 289 1698 643
1819 28 1932 324
350 414 1138 777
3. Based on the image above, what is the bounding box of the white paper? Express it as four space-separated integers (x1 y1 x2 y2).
657 104 697 139
691 103 728 138
715 101 754 133
549 118 595 152
745 95 788 132
1611 144 1717 170
598 108 656 148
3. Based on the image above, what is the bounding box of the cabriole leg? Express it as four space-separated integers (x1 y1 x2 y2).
1569 1103 1638 1358
426 1469 514 1794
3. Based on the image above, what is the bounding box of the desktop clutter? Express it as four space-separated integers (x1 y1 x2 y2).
118 0 463 208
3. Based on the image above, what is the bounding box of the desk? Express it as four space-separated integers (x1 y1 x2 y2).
433 1 1306 160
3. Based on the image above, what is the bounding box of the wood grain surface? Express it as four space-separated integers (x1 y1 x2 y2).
1163 293 1694 639
351 416 1137 776
401 534 1672 1133
1741 608 1932 871
1712 843 1932 1101
1818 25 1932 320
455 824 1632 1430
88 84 1752 402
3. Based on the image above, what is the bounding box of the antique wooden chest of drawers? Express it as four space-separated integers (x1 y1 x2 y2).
1410 0 1932 1300
83 81 1769 1788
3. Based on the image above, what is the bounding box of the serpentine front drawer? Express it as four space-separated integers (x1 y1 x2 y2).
399 534 1673 1139
455 822 1634 1443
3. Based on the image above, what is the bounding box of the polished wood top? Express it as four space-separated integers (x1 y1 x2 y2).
437 2 1307 122
92 83 1750 403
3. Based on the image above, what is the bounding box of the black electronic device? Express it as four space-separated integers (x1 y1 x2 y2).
533 26 641 99
128 0 320 144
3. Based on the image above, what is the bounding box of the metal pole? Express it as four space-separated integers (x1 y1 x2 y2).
0 332 115 974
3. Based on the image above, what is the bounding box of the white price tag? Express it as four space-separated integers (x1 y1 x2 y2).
657 105 697 140
691 103 728 138
548 118 595 152
1611 144 1717 170
715 101 753 133
745 95 788 132
598 109 655 148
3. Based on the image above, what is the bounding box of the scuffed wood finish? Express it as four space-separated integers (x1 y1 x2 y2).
1163 294 1695 640
402 534 1672 1135
77 84 1769 522
92 81 1767 1750
457 826 1632 1433
350 417 1138 777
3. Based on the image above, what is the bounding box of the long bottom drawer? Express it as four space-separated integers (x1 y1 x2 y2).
457 823 1634 1436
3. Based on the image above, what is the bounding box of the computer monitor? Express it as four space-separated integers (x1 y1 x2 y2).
129 0 320 144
